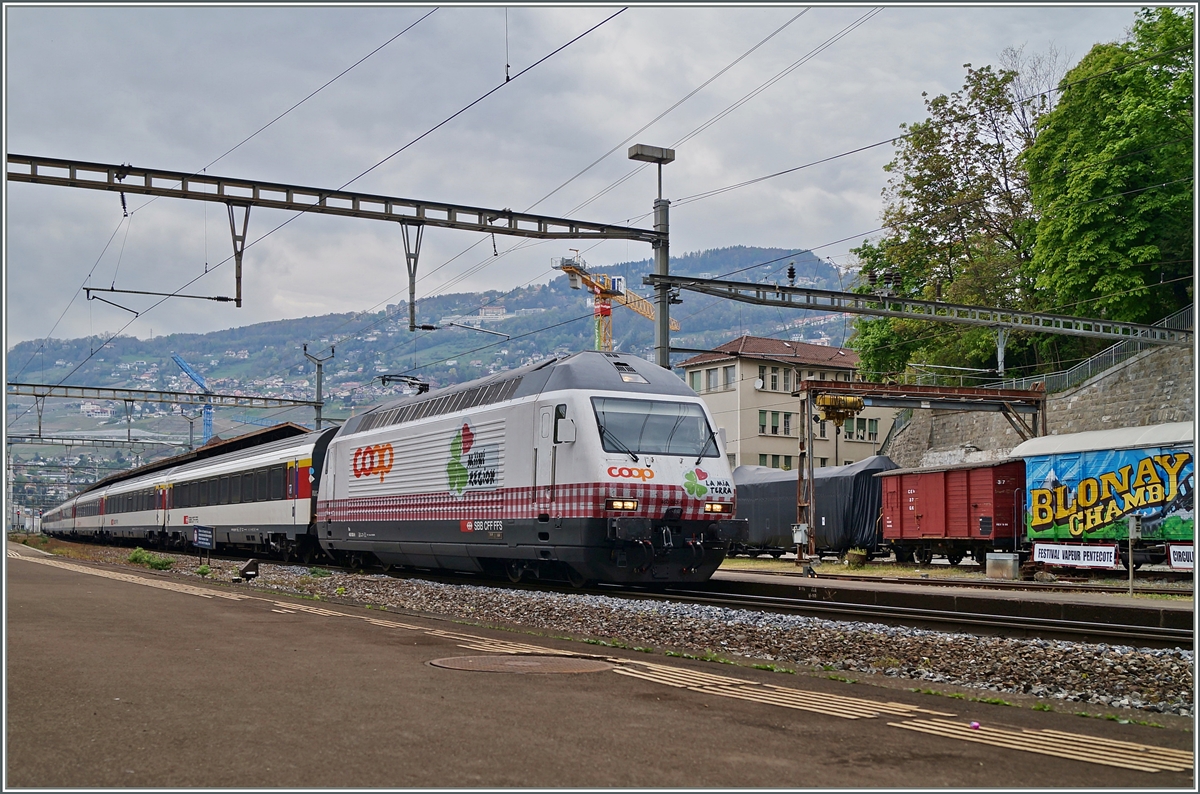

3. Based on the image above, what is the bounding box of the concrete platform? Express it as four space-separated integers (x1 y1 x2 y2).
6 543 1194 788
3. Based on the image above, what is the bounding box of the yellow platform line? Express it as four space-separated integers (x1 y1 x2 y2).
16 556 253 600
609 658 958 721
1029 728 1194 764
889 719 1191 773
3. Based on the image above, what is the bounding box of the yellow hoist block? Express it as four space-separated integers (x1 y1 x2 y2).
814 394 865 428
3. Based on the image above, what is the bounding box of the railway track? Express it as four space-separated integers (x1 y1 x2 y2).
35 537 1195 649
647 583 1193 649
721 566 1195 598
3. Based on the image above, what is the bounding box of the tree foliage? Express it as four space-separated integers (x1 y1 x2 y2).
851 8 1193 381
1024 7 1194 323
851 59 1050 379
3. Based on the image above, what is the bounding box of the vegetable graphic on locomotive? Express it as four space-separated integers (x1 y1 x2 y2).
41 352 748 586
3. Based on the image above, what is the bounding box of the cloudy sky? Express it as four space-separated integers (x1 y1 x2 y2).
5 4 1143 350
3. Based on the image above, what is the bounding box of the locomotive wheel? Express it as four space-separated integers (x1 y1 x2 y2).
564 565 592 588
946 551 964 566
506 561 525 583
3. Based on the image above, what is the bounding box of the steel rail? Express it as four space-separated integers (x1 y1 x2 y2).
722 567 1195 597
653 587 1192 648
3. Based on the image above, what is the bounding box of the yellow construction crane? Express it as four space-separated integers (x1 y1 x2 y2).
553 253 680 351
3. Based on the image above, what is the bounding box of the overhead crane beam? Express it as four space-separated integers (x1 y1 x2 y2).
645 274 1192 348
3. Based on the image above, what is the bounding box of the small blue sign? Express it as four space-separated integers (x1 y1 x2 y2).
193 525 215 550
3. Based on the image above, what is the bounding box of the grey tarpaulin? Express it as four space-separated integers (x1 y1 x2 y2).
733 456 898 552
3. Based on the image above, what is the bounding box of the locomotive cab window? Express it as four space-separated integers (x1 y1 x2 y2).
591 397 718 458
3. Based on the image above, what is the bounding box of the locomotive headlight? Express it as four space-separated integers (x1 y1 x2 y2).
605 499 639 511
704 502 732 514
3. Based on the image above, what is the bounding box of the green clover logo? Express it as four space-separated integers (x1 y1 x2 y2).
683 469 708 498
446 427 468 495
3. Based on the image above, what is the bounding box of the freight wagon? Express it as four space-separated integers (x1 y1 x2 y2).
731 456 897 557
878 460 1025 565
1011 422 1193 568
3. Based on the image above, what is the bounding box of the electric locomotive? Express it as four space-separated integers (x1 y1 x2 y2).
318 351 747 585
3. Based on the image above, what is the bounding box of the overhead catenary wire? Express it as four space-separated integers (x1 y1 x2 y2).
9 8 625 434
11 10 440 387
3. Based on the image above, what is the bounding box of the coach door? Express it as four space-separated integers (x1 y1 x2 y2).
534 405 556 510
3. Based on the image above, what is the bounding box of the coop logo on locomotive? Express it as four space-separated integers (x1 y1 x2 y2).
352 443 394 483
608 466 655 481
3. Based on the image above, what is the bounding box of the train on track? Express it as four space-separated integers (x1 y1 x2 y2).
41 352 748 586
730 421 1193 569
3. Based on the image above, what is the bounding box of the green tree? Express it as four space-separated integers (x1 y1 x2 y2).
850 61 1049 379
1024 7 1193 324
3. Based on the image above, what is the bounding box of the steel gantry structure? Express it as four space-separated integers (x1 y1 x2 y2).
646 275 1192 370
6 154 669 348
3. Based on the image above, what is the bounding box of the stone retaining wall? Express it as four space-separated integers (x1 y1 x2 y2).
886 344 1194 469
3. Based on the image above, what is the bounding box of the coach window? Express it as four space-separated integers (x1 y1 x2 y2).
243 472 255 502
269 466 285 500
256 469 269 502
197 480 209 507
219 476 230 505
209 479 220 506
230 474 242 504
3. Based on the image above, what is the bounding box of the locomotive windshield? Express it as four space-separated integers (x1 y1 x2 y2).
591 397 719 458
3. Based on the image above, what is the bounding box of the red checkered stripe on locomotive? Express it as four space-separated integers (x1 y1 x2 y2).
316 482 734 523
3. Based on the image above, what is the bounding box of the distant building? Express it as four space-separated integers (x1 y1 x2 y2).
678 335 896 471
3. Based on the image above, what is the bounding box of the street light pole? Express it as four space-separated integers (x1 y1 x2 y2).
628 144 675 368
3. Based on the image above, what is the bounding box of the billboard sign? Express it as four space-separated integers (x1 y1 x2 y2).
1025 446 1193 543
1032 542 1119 569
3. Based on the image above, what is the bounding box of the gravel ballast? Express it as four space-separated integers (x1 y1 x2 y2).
43 545 1197 717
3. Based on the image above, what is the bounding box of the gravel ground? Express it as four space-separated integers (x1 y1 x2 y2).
38 543 1196 717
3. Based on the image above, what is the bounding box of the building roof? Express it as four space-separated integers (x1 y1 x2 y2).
678 335 859 370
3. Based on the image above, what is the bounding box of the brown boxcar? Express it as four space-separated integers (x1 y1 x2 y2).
878 460 1025 565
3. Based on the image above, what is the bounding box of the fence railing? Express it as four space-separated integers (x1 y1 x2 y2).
984 305 1193 393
